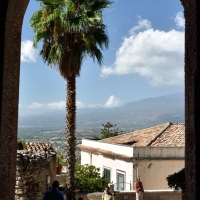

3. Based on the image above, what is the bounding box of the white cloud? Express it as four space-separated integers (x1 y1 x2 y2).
46 101 66 109
21 40 38 63
26 101 65 110
128 16 152 36
19 96 124 115
77 96 123 109
104 95 123 108
101 13 184 88
174 12 185 28
77 101 86 109
28 102 44 109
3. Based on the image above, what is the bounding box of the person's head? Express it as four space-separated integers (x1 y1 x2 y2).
136 177 140 182
52 180 59 189
78 198 83 200
104 186 110 193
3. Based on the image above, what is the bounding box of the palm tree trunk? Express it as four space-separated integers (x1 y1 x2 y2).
65 75 76 200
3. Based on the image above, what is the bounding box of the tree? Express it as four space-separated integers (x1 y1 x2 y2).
30 0 112 199
75 164 109 193
101 122 122 139
166 168 185 200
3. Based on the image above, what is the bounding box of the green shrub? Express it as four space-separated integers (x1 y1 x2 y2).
166 168 185 200
17 140 26 150
56 150 65 166
75 164 109 193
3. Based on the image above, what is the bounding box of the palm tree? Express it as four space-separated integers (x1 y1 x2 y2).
30 0 112 199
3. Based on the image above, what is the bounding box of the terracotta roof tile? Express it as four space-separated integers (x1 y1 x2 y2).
17 142 56 159
150 123 185 147
100 122 185 147
100 123 170 146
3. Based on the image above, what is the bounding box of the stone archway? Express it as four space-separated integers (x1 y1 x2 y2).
0 0 29 199
0 0 199 199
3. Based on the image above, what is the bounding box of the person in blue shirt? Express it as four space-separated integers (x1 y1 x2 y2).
43 180 64 200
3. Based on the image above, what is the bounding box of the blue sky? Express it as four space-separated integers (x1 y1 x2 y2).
19 0 184 115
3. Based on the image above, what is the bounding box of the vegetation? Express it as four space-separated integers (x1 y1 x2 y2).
75 164 109 193
30 0 112 199
166 168 185 200
56 150 66 166
100 122 122 139
17 140 26 150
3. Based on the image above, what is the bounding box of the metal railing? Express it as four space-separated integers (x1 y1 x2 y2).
112 182 132 191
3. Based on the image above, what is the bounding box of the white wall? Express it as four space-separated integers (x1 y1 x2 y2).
82 139 133 157
81 139 134 190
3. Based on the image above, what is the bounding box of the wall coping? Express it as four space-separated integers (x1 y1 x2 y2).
115 190 181 193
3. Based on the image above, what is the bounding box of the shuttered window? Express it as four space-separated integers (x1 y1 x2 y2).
103 168 111 183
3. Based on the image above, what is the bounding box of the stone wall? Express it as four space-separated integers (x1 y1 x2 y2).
15 155 48 200
15 143 56 200
75 191 181 200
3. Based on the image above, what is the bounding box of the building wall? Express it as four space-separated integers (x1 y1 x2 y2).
82 139 133 157
82 149 184 190
133 147 184 158
49 156 57 186
81 140 184 191
81 139 134 190
81 149 133 190
134 159 184 190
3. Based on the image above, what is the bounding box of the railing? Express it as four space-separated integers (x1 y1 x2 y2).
112 182 132 191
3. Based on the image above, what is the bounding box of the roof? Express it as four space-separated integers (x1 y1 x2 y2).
100 122 185 147
17 142 56 160
150 123 185 147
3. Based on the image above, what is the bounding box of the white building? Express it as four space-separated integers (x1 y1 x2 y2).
78 122 185 191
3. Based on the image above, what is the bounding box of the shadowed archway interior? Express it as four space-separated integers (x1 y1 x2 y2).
0 0 199 199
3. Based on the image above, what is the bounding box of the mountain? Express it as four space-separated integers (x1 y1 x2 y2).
18 92 184 131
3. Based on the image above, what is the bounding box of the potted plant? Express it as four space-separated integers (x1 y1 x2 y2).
56 150 65 174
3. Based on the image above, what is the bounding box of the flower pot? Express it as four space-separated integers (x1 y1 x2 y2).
56 166 63 174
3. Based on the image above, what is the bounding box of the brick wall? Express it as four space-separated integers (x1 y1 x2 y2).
181 0 199 199
0 0 29 199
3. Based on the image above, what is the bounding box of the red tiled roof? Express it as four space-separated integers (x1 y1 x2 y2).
150 123 185 147
100 122 185 147
17 142 56 159
25 142 55 152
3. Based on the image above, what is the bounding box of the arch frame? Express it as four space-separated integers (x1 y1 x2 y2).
0 0 200 199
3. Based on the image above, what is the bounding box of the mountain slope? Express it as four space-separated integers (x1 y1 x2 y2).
18 92 184 130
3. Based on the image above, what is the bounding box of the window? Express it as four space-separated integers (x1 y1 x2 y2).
117 172 125 190
103 168 111 183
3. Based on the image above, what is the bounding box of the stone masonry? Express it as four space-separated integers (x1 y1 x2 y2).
15 143 56 200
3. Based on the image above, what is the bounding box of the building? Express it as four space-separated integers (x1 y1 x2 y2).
78 122 184 190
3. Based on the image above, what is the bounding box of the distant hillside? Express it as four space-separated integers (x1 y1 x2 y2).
18 92 184 131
